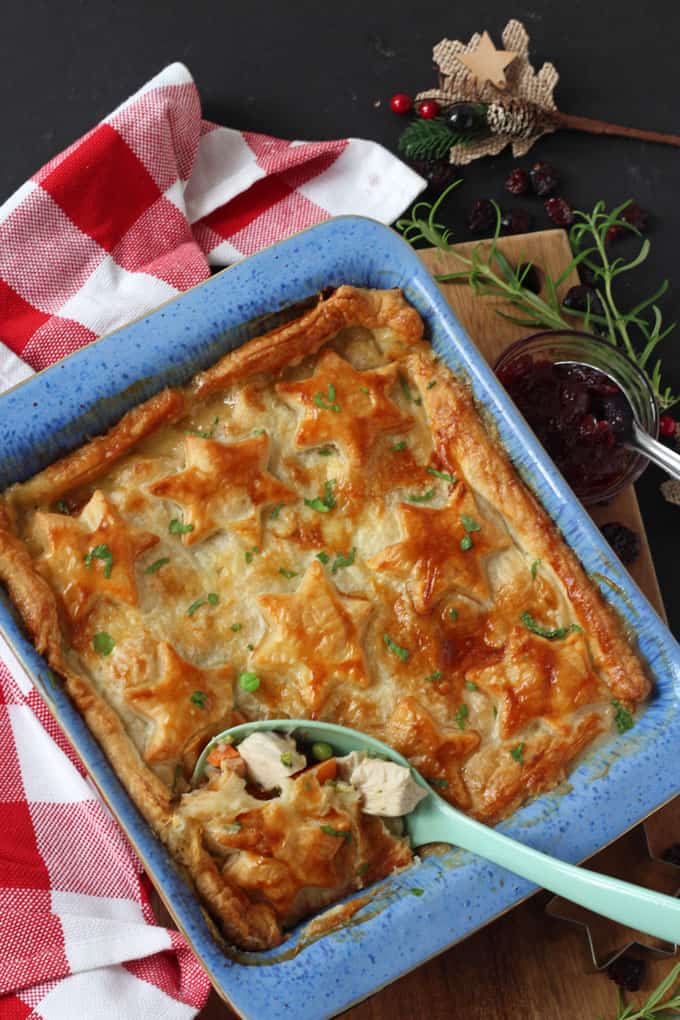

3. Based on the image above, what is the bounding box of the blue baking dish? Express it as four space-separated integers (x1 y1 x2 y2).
1 216 679 1020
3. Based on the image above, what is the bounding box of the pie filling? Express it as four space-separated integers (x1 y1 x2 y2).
0 285 650 951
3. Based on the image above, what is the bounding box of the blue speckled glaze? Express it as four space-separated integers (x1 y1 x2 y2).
1 217 679 1020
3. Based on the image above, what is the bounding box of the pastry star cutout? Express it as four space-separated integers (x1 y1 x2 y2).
34 490 158 622
124 642 233 765
276 350 411 466
149 433 296 546
467 626 603 739
457 30 517 89
253 560 373 714
367 487 510 614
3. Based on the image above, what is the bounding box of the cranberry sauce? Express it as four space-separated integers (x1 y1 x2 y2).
496 356 634 499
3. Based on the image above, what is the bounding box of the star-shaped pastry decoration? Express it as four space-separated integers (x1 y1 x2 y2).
367 486 510 614
149 433 296 546
276 350 411 466
387 696 480 808
467 625 604 739
253 560 373 714
457 30 517 89
124 642 233 765
33 490 158 622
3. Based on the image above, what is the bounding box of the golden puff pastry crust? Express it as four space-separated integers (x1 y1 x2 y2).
0 284 650 950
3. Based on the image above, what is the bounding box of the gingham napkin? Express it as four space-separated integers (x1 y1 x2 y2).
0 63 424 1017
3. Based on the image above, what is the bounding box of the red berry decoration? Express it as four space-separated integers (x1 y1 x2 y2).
505 168 530 196
467 199 495 233
660 413 676 438
501 208 531 235
418 99 440 120
390 92 412 115
545 196 574 227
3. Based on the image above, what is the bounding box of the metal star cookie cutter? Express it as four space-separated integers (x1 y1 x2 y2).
545 799 680 969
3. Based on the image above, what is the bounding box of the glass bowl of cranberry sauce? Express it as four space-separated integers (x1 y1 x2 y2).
495 331 659 504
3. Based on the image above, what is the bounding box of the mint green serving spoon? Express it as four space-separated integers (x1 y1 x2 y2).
193 719 680 944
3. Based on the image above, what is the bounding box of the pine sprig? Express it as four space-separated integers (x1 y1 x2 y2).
396 182 678 410
597 962 680 1019
398 118 472 161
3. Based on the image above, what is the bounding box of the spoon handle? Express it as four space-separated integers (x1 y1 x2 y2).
629 421 680 480
413 800 680 944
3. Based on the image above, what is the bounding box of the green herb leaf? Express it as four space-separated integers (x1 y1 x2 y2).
208 592 219 605
185 416 219 439
493 705 498 718
460 534 473 551
427 467 457 484
145 557 170 574
56 499 71 514
318 445 334 456
510 743 525 765
426 380 437 390
460 514 481 533
320 823 351 842
424 671 442 682
384 633 409 662
245 545 259 564
280 751 293 767
360 386 370 395
169 518 194 535
332 547 356 574
612 699 635 734
270 503 285 519
223 822 242 835
520 611 582 640
465 680 478 691
279 568 298 579
408 487 435 503
239 671 260 692
455 704 469 730
449 608 458 622
426 777 449 789
187 593 219 617
530 558 542 580
247 643 254 651
305 479 336 513
230 623 242 632
391 440 407 452
316 551 330 564
84 543 113 578
190 690 207 708
92 631 115 656
313 383 341 413
410 887 425 896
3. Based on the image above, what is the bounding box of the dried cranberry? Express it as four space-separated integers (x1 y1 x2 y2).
607 203 650 243
410 158 459 192
660 413 677 439
505 168 530 195
500 208 531 235
562 285 605 320
600 522 641 565
467 199 496 233
545 196 574 227
607 955 645 992
529 160 560 196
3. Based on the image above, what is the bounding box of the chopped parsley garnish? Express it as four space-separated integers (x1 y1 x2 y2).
279 568 298 579
56 499 70 514
247 643 254 651
187 593 219 617
408 487 435 503
427 467 456 484
460 534 473 552
357 861 370 876
410 887 425 896
530 558 542 580
84 544 113 578
426 380 437 390
230 623 242 632
185 416 219 439
384 633 409 662
316 551 330 564
612 699 634 734
223 822 242 835
190 691 207 708
520 611 582 640
427 777 449 789
455 704 469 730
510 743 525 765
460 514 481 533
464 680 478 691
332 547 356 573
304 479 336 513
318 445 334 456
92 631 115 656
360 386 370 395
270 503 285 519
280 751 293 767
449 608 459 622
391 440 407 452
398 372 422 405
169 518 194 535
252 427 266 436
145 557 170 574
239 671 260 692
313 383 340 413
245 545 259 563
320 823 351 842
493 705 498 718
424 671 442 682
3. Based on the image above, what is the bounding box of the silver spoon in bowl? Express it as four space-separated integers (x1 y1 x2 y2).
193 718 680 944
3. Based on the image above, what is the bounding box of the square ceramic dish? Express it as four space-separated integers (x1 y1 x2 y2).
1 217 679 1020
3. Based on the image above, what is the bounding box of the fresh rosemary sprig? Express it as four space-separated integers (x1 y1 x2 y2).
598 961 680 1019
395 182 678 410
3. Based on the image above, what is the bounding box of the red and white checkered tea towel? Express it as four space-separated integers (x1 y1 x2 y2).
0 62 424 1018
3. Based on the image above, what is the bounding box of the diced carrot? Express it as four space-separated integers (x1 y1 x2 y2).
207 743 241 767
311 757 338 785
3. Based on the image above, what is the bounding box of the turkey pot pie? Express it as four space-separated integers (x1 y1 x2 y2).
0 286 650 950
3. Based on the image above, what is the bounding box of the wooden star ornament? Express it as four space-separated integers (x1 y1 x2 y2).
457 30 517 89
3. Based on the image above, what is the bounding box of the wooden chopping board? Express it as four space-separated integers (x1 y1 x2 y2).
198 230 675 1020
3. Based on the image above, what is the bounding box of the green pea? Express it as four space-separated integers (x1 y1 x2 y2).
311 741 334 761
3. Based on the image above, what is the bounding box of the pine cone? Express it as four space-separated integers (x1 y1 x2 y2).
485 98 552 140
